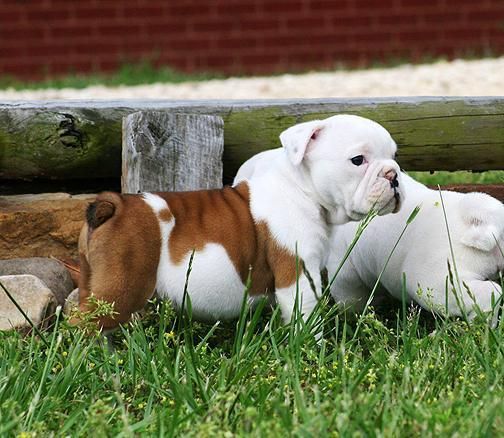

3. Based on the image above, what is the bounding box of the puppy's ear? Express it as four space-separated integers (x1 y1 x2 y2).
279 120 323 166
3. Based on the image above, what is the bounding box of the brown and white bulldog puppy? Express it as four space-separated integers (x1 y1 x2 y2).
76 114 403 330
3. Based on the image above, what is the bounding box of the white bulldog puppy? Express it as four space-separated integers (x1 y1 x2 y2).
328 173 504 322
242 115 402 322
78 114 402 330
235 142 504 323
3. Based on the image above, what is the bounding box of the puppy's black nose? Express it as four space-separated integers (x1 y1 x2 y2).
390 174 399 189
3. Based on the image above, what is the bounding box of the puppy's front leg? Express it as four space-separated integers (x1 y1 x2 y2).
275 261 322 325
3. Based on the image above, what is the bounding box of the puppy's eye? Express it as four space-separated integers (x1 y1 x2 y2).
350 155 365 166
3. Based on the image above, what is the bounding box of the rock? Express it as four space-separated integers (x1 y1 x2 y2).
0 193 95 260
64 288 79 315
0 257 74 306
0 274 57 331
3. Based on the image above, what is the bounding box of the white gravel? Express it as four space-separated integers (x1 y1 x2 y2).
1 57 503 100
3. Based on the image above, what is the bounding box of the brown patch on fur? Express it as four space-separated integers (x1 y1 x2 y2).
158 209 172 222
257 222 300 289
157 182 299 295
76 194 161 329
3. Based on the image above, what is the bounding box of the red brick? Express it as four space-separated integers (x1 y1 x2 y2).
26 9 72 22
421 12 465 24
352 0 397 10
0 26 47 40
0 10 24 22
467 9 504 22
121 6 166 18
97 24 143 37
215 2 258 15
145 22 189 36
284 16 328 29
167 4 213 16
261 0 305 13
165 38 213 52
239 18 282 31
332 15 376 27
214 36 259 50
308 0 352 11
376 14 420 26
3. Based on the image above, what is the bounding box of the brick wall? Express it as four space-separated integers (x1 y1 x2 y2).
1 0 504 79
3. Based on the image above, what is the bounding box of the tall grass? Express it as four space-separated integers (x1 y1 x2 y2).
1 286 502 436
0 208 502 436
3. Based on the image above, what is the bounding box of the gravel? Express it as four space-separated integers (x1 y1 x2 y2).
0 57 503 100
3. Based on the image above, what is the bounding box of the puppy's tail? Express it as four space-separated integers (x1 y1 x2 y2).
86 192 123 231
458 192 504 252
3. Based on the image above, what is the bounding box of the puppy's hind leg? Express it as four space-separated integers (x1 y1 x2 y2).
461 279 503 327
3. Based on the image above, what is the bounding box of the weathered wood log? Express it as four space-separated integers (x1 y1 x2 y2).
0 98 503 184
122 112 224 193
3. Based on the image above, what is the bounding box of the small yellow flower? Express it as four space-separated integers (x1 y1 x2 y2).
169 399 175 407
117 359 124 365
62 351 68 357
164 331 176 343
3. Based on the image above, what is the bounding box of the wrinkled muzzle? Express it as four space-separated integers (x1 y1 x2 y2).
350 160 403 219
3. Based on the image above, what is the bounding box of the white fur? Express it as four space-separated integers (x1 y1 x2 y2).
328 173 504 323
236 114 403 322
142 194 247 321
142 192 168 214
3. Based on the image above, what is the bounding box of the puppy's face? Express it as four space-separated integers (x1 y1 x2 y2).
280 114 403 224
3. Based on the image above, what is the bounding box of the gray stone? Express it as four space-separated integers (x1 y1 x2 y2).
0 257 74 306
0 274 56 331
64 288 79 316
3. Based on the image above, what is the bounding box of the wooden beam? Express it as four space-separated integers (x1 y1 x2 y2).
122 111 224 193
1 98 503 183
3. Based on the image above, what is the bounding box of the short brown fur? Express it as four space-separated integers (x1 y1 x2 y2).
77 193 161 329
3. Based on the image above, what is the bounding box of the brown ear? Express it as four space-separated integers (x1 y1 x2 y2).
86 200 115 229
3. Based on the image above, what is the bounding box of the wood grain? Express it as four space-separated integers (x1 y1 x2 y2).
122 112 224 193
0 98 503 183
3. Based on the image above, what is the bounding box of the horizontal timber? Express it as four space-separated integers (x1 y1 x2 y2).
0 97 503 184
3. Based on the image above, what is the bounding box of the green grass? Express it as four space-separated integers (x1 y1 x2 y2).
0 289 502 436
0 191 502 437
0 62 221 91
